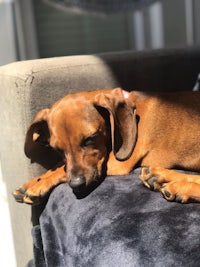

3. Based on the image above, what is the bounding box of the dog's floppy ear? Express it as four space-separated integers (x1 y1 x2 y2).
24 109 63 169
94 88 137 161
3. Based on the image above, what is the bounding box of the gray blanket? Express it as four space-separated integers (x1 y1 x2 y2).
29 168 200 267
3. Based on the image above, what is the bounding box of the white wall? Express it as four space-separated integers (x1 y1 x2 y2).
0 0 17 65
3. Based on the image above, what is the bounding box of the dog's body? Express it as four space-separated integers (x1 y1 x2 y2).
13 88 200 204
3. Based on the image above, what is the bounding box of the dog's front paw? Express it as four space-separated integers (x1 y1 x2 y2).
13 189 41 205
13 177 49 205
13 166 67 205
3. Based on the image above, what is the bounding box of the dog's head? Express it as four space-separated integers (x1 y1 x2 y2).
25 88 137 190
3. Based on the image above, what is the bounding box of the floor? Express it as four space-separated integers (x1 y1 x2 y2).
0 162 17 267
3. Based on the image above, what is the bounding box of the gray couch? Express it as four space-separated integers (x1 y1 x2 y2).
1 47 200 267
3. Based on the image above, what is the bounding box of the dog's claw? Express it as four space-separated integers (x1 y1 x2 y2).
18 187 26 194
175 195 182 203
12 192 24 203
12 189 25 203
163 189 171 198
26 194 39 202
23 195 35 205
147 177 158 190
145 167 151 175
161 189 176 202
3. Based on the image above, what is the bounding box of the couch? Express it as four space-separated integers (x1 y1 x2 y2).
1 47 200 267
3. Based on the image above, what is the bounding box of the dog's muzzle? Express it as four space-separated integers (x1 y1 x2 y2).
69 176 86 190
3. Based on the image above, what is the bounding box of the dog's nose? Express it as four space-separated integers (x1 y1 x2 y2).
69 176 86 189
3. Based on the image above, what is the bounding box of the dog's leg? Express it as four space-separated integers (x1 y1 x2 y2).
13 165 67 205
107 147 146 176
140 167 200 203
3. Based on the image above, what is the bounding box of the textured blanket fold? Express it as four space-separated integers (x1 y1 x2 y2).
29 168 200 267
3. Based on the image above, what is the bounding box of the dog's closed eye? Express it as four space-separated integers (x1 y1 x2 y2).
81 132 99 148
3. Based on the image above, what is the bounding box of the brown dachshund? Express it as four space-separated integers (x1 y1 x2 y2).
13 88 200 205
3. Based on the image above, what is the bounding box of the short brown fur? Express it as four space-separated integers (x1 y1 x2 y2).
13 88 200 204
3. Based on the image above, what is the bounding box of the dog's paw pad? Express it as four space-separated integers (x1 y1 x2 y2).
140 167 151 178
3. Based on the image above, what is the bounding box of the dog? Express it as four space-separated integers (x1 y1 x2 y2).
13 88 200 205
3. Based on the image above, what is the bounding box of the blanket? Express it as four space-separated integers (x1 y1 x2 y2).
28 168 200 267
